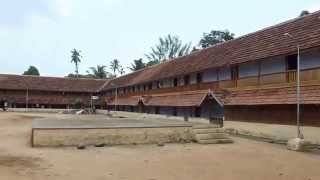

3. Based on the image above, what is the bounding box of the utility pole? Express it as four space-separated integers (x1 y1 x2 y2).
284 33 303 139
296 44 302 139
115 87 118 111
26 89 29 112
90 93 93 113
109 82 118 111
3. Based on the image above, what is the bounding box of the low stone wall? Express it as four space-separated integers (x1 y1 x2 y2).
225 127 320 149
224 128 288 144
32 126 194 147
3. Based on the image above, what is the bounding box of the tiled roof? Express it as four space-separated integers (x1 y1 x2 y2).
144 92 208 107
102 11 320 90
0 74 108 93
107 90 225 107
106 84 320 106
145 90 225 107
224 84 320 105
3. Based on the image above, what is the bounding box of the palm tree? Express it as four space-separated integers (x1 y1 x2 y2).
70 49 82 77
119 66 125 75
110 59 120 76
129 58 146 71
87 65 109 79
145 34 191 63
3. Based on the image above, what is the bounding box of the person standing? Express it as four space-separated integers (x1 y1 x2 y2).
0 100 3 111
3 100 8 111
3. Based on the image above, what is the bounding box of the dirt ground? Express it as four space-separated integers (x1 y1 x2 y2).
0 112 320 180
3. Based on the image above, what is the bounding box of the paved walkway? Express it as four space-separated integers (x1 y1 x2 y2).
224 121 320 144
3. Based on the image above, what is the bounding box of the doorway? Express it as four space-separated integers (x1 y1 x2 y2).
286 54 297 70
286 54 297 82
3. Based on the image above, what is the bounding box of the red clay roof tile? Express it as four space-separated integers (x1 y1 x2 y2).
107 90 225 107
0 74 108 93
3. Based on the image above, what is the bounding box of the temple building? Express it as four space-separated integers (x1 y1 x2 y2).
1 11 320 126
100 11 320 126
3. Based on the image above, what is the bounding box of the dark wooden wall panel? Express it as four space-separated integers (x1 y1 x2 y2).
225 104 320 127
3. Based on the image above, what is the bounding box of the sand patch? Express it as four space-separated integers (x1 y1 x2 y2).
0 154 42 169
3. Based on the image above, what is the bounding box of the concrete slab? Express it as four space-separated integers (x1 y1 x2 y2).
32 115 192 129
31 115 194 147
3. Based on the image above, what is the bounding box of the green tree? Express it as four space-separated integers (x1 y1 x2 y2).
67 73 98 79
130 58 146 71
110 59 120 76
145 34 191 64
191 46 200 53
70 49 82 77
86 65 110 79
119 66 125 75
109 59 126 76
146 60 160 67
23 66 40 76
199 30 234 48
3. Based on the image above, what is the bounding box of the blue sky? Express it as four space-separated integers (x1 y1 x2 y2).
0 0 319 77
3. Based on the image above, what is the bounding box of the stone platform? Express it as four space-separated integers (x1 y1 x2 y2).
31 115 194 147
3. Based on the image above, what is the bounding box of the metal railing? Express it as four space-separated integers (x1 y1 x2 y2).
286 70 297 82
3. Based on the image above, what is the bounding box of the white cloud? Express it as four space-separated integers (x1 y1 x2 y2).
53 0 73 17
27 14 52 28
0 0 73 28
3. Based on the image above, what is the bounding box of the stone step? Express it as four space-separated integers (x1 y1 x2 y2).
195 133 228 140
193 128 225 134
192 124 221 129
197 139 234 144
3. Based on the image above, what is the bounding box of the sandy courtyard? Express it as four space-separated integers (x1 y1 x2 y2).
0 112 319 180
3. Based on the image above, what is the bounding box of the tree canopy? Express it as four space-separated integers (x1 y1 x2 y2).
66 73 92 78
87 65 111 79
110 59 119 74
300 10 310 17
119 66 125 75
145 34 191 64
199 30 234 48
128 31 234 70
23 66 40 76
109 59 125 77
129 58 146 71
70 49 82 77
